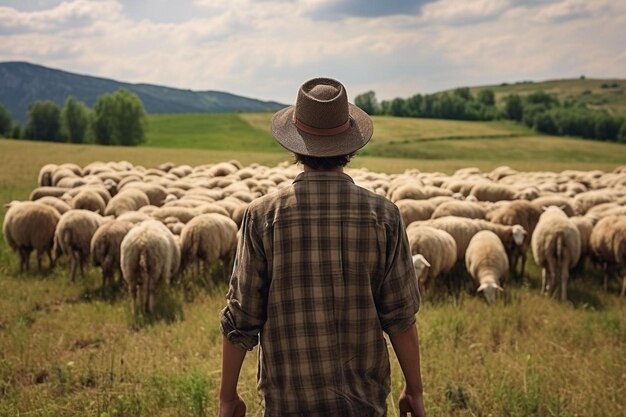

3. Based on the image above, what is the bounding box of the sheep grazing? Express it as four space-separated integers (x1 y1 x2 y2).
469 182 517 202
3 201 61 272
406 225 457 295
91 220 134 292
120 220 181 316
69 189 107 213
486 200 542 279
53 210 109 282
104 188 150 217
395 199 436 226
431 200 486 220
589 215 626 295
180 213 238 282
34 196 72 215
465 230 508 304
531 206 581 301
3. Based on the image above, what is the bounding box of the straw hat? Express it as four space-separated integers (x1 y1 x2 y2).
271 77 373 157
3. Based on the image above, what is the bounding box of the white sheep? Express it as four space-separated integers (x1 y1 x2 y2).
431 200 486 220
406 225 457 295
53 209 110 282
3 201 61 272
180 213 238 283
465 230 508 304
531 206 581 301
91 220 134 291
589 215 626 295
120 220 181 316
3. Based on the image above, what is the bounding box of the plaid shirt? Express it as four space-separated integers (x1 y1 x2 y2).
220 171 420 416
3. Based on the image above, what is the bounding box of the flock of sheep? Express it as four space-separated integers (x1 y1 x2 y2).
3 160 626 317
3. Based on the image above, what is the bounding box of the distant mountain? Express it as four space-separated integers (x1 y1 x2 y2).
0 62 286 122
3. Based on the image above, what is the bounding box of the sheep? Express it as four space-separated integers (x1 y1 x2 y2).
69 189 107 213
469 182 518 202
465 231 508 304
573 190 621 215
120 220 181 315
589 215 626 295
120 182 168 207
151 207 199 224
3 201 61 272
104 188 150 217
180 213 238 283
406 226 457 295
38 164 58 187
412 254 431 290
29 186 69 201
531 206 581 301
91 220 134 292
53 210 110 282
431 201 486 220
531 195 576 217
486 200 542 279
395 199 436 226
389 183 426 202
33 196 72 215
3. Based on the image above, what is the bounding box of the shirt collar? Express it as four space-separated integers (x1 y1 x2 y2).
292 171 355 184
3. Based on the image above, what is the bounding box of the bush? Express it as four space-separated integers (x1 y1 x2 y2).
24 101 63 142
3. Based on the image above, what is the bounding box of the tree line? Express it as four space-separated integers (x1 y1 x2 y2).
0 89 147 146
355 88 626 142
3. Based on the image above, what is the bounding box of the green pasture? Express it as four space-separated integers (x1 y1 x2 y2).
1 113 626 416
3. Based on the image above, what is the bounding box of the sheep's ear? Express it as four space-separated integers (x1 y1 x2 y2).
541 205 549 212
496 284 504 292
477 283 487 293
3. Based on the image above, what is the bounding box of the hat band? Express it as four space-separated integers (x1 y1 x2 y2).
294 116 350 136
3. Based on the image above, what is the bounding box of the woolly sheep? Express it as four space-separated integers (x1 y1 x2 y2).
120 220 181 315
53 209 110 282
395 199 436 226
389 183 426 202
531 206 581 301
3 201 61 272
38 164 58 187
431 201 486 220
33 196 72 215
180 213 238 282
104 188 150 217
465 230 508 304
589 215 626 295
406 226 457 295
486 200 542 279
30 186 69 201
91 220 134 291
69 189 107 213
570 216 594 275
531 195 576 217
469 182 518 202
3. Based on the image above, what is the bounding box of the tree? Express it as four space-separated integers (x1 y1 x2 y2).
62 96 89 143
477 89 495 106
0 102 12 137
113 89 146 146
389 98 408 117
504 94 523 121
92 89 146 146
354 91 379 115
24 101 62 141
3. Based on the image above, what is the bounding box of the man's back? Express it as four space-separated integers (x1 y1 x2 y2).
222 170 419 416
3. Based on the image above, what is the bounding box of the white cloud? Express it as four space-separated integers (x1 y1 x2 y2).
0 0 624 103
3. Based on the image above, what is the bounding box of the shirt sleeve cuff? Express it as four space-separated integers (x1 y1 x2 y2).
219 307 260 351
382 315 417 337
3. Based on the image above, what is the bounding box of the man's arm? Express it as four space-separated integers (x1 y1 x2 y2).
389 324 426 417
218 338 247 417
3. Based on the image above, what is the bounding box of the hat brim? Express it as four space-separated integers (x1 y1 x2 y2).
271 103 373 157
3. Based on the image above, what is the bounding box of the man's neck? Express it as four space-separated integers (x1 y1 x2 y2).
303 165 344 173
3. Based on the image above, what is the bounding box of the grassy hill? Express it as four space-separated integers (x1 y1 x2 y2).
468 78 626 117
143 112 626 172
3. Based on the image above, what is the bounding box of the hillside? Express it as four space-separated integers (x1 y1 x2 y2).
0 62 285 122
469 78 626 117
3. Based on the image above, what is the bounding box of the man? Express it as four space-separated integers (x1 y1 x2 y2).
219 77 426 417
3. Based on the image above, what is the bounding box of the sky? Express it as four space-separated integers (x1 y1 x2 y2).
0 0 624 104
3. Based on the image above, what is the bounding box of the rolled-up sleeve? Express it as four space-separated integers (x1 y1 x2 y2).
219 208 269 351
377 214 421 336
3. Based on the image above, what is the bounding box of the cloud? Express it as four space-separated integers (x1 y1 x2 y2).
419 0 513 25
0 0 121 34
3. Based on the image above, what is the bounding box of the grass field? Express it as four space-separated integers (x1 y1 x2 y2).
1 113 625 416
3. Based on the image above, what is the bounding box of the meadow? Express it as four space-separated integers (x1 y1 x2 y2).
0 113 625 416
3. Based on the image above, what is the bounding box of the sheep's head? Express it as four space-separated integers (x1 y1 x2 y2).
512 225 527 246
412 254 431 281
477 282 503 304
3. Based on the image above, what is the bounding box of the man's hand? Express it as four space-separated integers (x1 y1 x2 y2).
399 387 426 417
218 394 246 417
